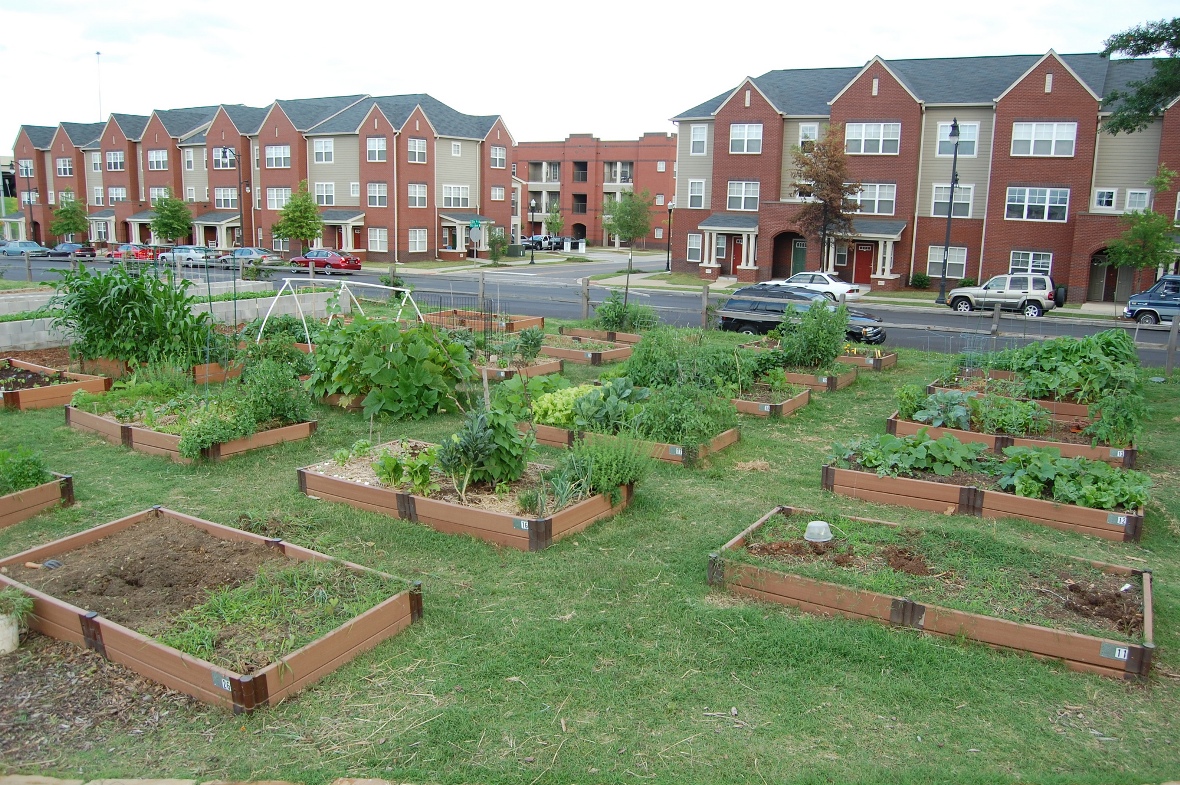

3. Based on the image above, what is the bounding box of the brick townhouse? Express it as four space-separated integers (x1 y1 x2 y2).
514 133 677 248
14 93 514 261
669 51 1179 303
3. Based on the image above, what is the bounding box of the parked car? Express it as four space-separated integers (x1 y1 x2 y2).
767 271 867 300
0 240 50 257
945 274 1060 318
159 245 216 266
717 284 886 343
47 242 97 258
1122 274 1180 325
110 243 154 260
217 247 281 269
288 249 361 274
523 235 559 251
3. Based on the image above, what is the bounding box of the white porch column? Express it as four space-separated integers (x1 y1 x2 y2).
706 232 715 264
883 240 894 276
741 233 750 266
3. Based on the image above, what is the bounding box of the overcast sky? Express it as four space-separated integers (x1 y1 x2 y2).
1 0 1174 151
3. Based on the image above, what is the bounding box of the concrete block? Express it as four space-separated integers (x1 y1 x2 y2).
0 777 85 785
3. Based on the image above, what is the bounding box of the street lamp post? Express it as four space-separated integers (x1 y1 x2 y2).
1 162 12 241
218 146 248 274
528 198 536 265
935 118 961 305
665 201 674 272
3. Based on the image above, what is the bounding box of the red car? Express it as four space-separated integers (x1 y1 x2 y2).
111 243 154 260
288 249 361 274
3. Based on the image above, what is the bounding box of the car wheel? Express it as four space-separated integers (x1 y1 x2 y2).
290 263 301 273
1136 311 1160 325
951 298 973 313
824 292 838 301
737 323 760 335
322 265 332 275
1021 302 1043 318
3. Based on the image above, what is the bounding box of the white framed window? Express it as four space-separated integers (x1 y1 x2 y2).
254 189 261 210
90 152 101 172
443 184 470 208
491 145 506 168
408 138 427 163
265 145 291 168
1126 190 1151 211
203 149 208 170
92 221 108 242
185 187 195 202
715 234 727 260
727 180 759 211
451 142 462 157
92 186 103 205
314 182 334 206
690 125 707 155
368 227 388 252
845 123 900 155
147 149 168 170
267 187 292 210
1094 189 1116 210
799 123 819 150
56 158 73 177
855 183 896 215
149 187 168 205
1011 122 1076 157
254 144 260 169
1175 193 1180 223
47 190 54 205
213 148 236 169
688 179 705 209
409 228 427 252
1009 251 1053 275
927 246 968 278
107 186 127 203
204 187 209 200
937 122 979 157
729 123 763 154
214 187 238 209
1005 187 1069 222
184 148 194 171
657 160 666 172
18 159 33 177
368 182 387 207
105 151 124 171
932 184 973 218
367 137 387 162
687 233 703 262
654 227 663 239
350 182 360 198
655 194 665 206
58 190 74 203
313 139 334 163
491 186 505 201
408 183 427 207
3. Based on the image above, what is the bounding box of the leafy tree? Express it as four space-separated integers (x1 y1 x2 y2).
792 123 860 273
49 191 89 240
1106 165 1179 269
150 190 193 246
1101 18 1180 134
602 189 654 307
271 180 323 255
544 202 564 237
487 226 508 262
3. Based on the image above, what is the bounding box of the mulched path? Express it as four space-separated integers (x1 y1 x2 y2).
3 347 73 370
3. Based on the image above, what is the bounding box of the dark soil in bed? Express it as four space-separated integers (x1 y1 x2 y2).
0 359 68 390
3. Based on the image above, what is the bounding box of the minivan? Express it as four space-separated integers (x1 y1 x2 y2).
1123 274 1180 325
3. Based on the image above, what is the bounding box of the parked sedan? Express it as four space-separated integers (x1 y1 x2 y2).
159 245 216 266
767 271 867 300
47 242 97 258
0 241 51 257
217 247 281 269
288 249 361 274
110 243 154 260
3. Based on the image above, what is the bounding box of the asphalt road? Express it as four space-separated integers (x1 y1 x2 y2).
5 254 1175 366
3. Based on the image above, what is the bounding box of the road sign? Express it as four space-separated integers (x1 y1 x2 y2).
469 226 482 243
468 219 481 229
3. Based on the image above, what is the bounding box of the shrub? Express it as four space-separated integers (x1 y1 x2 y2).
775 300 848 369
909 272 931 289
0 447 50 495
958 278 977 287
594 291 658 332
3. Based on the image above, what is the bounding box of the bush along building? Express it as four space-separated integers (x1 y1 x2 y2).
668 51 1180 303
13 94 514 262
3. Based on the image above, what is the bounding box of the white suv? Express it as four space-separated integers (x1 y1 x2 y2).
946 274 1059 318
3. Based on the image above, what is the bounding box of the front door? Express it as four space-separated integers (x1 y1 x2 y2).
791 240 807 275
852 244 874 284
730 236 743 276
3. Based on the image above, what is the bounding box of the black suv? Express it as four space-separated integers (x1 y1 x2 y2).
717 284 886 344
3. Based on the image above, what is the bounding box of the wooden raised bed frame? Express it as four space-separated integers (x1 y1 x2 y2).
521 422 741 467
0 472 74 529
738 342 860 393
0 506 422 712
708 506 1154 681
297 463 633 551
559 326 644 345
820 465 1144 542
929 369 1091 422
732 388 810 418
475 358 564 381
79 357 242 386
885 412 1137 468
540 336 633 366
421 309 544 333
835 351 898 371
2 359 110 410
65 405 317 464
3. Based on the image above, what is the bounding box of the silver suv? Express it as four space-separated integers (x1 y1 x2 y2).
946 274 1058 318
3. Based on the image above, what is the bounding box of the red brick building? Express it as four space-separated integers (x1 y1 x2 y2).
670 51 1178 302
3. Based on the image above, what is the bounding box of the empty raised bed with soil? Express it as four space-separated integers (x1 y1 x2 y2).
0 507 422 711
731 386 810 418
2 359 110 410
709 506 1154 680
558 326 644 345
0 472 74 529
539 335 633 365
421 309 544 333
474 357 564 381
835 351 898 371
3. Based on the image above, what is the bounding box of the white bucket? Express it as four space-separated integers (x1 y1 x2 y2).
0 614 18 655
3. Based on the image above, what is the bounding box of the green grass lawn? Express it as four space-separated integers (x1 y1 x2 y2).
1 342 1178 784
0 277 47 292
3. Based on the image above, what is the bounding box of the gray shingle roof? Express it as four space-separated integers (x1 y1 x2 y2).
697 213 760 231
307 94 501 139
127 210 157 222
320 209 365 222
850 218 906 238
89 209 115 219
1100 58 1160 109
274 95 367 132
222 104 270 135
111 113 150 140
154 106 219 137
193 210 240 224
181 132 207 146
21 125 56 148
61 122 106 147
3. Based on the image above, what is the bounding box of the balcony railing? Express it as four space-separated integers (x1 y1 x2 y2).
573 171 588 182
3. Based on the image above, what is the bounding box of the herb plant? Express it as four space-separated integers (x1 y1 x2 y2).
0 447 51 495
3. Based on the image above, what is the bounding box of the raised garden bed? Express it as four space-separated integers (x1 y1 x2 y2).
520 422 741 467
929 370 1091 422
298 441 633 551
540 335 633 365
708 506 1154 680
80 357 243 386
782 366 858 393
421 309 544 333
835 350 898 371
475 358 564 381
1 358 110 410
0 472 74 529
559 326 644 345
731 386 810 418
886 412 1137 468
820 464 1144 542
65 406 317 464
0 507 422 712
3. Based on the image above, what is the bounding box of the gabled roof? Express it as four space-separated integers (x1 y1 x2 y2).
20 125 57 149
272 94 368 132
829 56 922 106
222 104 270 135
61 122 106 147
305 93 501 140
88 209 115 219
674 68 858 120
993 51 1101 103
153 106 219 138
1101 58 1159 111
110 113 150 141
